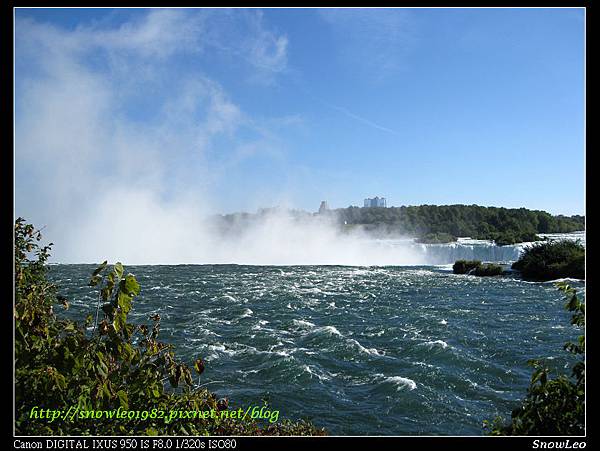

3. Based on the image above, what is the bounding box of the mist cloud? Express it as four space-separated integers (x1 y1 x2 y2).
15 9 426 266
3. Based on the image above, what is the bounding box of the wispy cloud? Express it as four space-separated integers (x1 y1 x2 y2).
15 9 294 263
317 8 416 80
244 10 288 73
17 9 203 61
296 85 400 135
200 9 289 84
327 103 399 135
17 9 289 82
15 9 416 265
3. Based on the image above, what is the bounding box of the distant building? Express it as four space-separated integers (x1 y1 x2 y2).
364 197 387 208
318 201 329 214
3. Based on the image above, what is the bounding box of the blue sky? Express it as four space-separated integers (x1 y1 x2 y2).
15 7 585 222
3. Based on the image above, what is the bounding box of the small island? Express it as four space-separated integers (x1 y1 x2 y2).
453 240 585 281
511 240 585 281
453 260 505 277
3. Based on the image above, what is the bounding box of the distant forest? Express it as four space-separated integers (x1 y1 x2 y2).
333 205 584 244
212 204 585 245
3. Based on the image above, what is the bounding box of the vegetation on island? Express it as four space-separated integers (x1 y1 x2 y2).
452 260 504 277
453 260 483 274
484 283 585 435
492 231 540 246
511 240 585 282
14 218 326 436
472 263 504 277
415 232 458 244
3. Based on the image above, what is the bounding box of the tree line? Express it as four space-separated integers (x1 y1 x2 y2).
213 204 584 245
334 204 583 239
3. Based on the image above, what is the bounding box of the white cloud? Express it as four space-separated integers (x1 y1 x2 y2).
94 9 204 58
15 9 292 263
16 10 428 266
245 11 288 73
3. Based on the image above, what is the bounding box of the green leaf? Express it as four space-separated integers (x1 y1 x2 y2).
92 260 108 277
117 292 133 315
89 275 102 287
117 390 129 409
194 358 205 375
96 361 108 379
113 311 126 333
54 372 66 390
121 274 141 297
105 272 116 296
123 323 134 340
121 342 134 360
101 287 111 302
102 382 111 399
114 262 124 280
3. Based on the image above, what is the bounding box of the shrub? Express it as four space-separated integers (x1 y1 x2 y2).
472 264 504 277
512 240 585 281
484 283 585 435
493 231 540 246
14 218 326 436
453 260 482 274
415 232 457 244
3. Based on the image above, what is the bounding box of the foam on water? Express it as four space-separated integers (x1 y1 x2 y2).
348 338 385 357
293 319 316 328
375 374 417 391
418 340 450 349
238 308 253 319
309 325 343 337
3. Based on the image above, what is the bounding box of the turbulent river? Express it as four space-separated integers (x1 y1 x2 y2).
49 232 585 435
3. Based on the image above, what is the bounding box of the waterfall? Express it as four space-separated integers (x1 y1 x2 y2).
371 231 585 266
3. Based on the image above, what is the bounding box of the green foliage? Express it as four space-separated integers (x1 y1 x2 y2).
333 205 583 242
472 263 504 277
512 240 585 281
492 231 539 246
415 232 457 244
212 205 583 245
484 283 585 435
453 260 482 274
14 219 326 436
452 260 503 277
